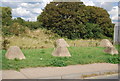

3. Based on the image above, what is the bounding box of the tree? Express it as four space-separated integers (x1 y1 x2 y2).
13 17 25 26
82 23 103 39
37 2 114 39
83 6 114 37
38 2 85 39
1 7 12 26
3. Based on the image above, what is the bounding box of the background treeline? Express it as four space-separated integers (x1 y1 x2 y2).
38 2 114 39
1 7 42 36
1 2 114 39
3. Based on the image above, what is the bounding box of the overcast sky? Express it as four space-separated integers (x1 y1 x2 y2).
1 0 119 23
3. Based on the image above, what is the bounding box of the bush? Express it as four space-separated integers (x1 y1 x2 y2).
107 56 120 64
24 21 42 30
2 38 10 50
10 23 26 36
50 59 67 67
2 22 27 36
2 26 12 36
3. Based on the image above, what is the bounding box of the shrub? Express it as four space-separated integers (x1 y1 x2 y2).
107 56 120 64
2 38 10 50
24 21 42 30
10 23 26 36
2 22 27 36
2 26 12 36
50 59 67 67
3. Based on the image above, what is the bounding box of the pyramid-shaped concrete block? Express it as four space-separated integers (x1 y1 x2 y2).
52 38 71 57
52 46 71 57
55 38 69 47
5 46 26 60
104 47 118 55
99 39 113 47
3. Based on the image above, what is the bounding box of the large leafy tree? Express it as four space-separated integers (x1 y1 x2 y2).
83 6 114 37
1 7 12 26
38 2 114 39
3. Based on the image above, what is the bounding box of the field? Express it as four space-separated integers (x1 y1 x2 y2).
1 28 119 70
1 4 119 75
2 28 102 49
2 46 119 70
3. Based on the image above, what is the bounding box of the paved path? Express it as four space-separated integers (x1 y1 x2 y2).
2 63 118 79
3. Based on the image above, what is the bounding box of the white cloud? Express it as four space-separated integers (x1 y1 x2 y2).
20 3 29 7
81 0 95 6
10 2 44 21
2 2 20 8
12 7 32 17
42 0 53 3
108 6 118 21
82 0 114 11
109 6 118 15
2 0 43 2
95 2 114 11
20 3 42 8
93 0 119 2
32 8 43 14
21 16 37 21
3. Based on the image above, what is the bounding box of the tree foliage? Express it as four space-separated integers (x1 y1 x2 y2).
1 7 42 36
1 7 12 26
2 22 27 36
24 21 42 30
13 17 42 30
13 17 25 26
37 2 114 39
1 3 114 39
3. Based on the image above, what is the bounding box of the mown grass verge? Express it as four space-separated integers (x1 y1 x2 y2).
1 47 120 70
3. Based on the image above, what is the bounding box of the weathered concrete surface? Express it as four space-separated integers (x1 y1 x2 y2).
0 71 2 81
5 46 26 60
2 63 118 79
52 38 71 57
104 47 118 55
55 38 69 47
99 39 113 47
2 70 27 79
52 47 71 57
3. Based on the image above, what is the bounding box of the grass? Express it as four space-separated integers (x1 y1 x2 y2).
1 25 119 71
1 46 119 70
3 28 100 49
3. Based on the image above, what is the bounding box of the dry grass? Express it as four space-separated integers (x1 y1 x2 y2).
81 71 118 79
5 29 57 49
4 28 101 49
67 39 100 47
